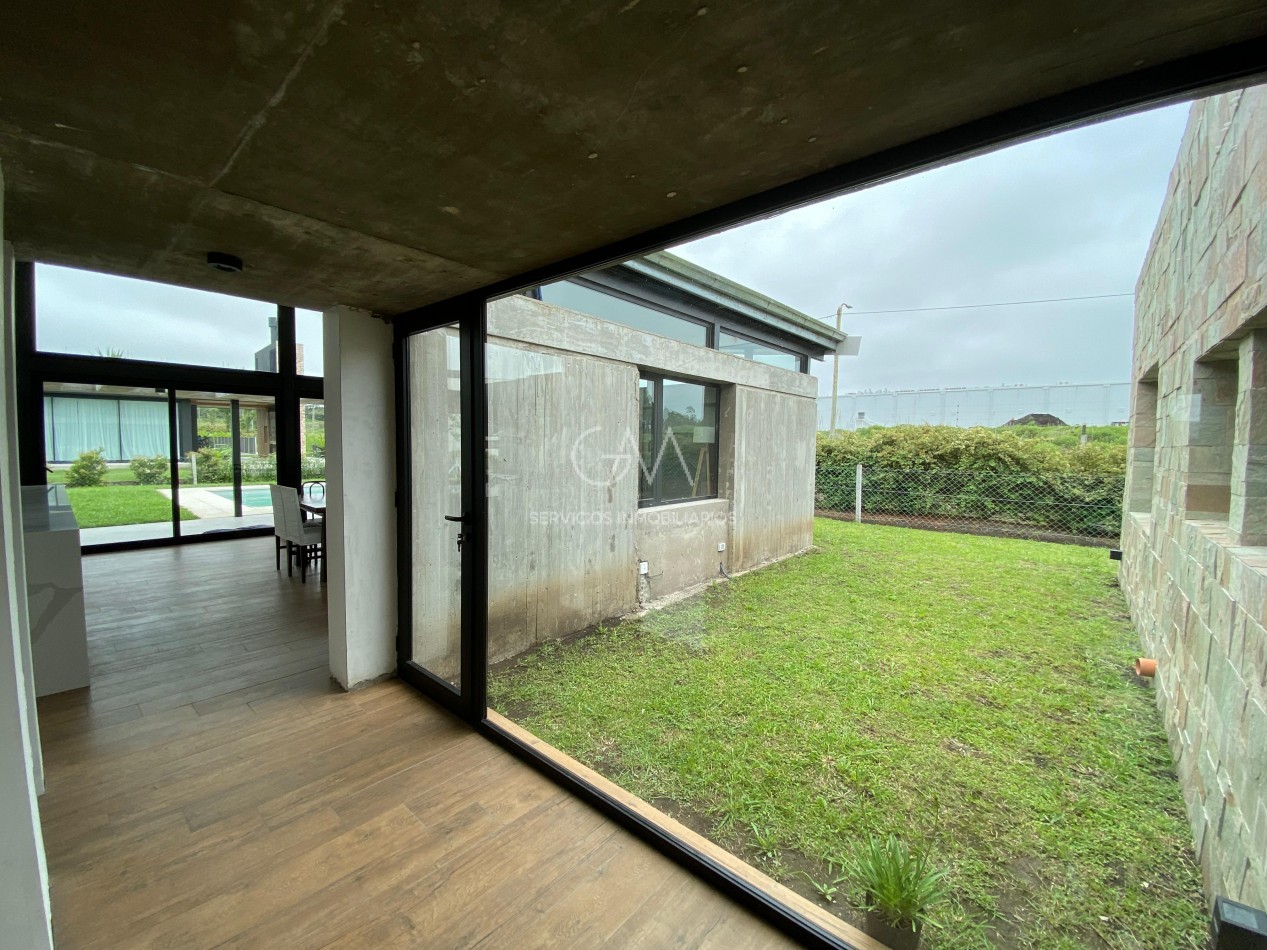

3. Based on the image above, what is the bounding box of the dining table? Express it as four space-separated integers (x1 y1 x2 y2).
297 482 327 583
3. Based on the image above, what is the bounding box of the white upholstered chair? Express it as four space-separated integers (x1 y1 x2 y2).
269 484 323 583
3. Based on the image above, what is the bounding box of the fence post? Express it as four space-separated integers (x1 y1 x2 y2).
190 451 197 486
855 464 863 524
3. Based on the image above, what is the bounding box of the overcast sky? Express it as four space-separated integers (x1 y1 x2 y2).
672 101 1191 396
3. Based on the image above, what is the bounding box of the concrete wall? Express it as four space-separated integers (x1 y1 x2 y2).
485 338 639 664
0 169 55 948
1120 88 1267 911
413 295 818 664
635 499 731 600
325 306 397 689
726 385 816 571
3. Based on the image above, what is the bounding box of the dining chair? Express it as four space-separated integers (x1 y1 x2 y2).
269 484 322 583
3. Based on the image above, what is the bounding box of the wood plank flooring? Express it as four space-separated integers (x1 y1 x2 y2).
36 539 796 948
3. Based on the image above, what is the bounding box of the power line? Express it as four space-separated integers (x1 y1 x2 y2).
827 291 1134 318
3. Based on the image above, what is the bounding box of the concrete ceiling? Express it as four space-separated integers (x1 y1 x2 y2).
1 2 1265 314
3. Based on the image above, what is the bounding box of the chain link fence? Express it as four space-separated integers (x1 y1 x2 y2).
816 465 1124 546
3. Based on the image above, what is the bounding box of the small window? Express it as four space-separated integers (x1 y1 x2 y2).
717 329 802 371
639 375 719 506
296 309 325 377
539 281 709 347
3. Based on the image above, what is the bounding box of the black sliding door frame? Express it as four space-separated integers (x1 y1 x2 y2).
387 52 1267 950
394 302 488 723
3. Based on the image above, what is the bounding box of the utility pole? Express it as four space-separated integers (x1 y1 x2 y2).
828 301 852 435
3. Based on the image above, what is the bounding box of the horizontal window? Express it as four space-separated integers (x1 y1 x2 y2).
539 281 709 347
35 264 279 371
639 376 719 506
718 329 802 371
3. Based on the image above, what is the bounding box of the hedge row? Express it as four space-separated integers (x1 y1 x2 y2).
815 426 1126 538
816 424 1126 476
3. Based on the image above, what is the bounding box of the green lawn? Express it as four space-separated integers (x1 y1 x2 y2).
66 486 197 528
490 520 1205 948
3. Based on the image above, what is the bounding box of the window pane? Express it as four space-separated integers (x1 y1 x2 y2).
300 399 326 482
296 309 324 377
718 329 801 371
43 381 176 544
539 281 708 346
35 264 278 370
657 380 717 502
174 390 276 537
639 379 655 503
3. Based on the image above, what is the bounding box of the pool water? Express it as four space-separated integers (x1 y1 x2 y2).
209 487 274 509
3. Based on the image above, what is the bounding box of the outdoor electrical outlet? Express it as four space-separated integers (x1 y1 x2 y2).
638 560 649 575
717 542 726 552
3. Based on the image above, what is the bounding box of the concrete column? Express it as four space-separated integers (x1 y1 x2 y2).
324 307 396 689
1126 377 1158 514
1183 359 1237 519
0 166 55 949
1231 331 1267 545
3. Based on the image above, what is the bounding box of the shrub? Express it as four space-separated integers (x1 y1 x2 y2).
241 455 277 484
816 424 1125 476
301 456 326 480
192 447 232 484
129 455 169 485
66 449 109 488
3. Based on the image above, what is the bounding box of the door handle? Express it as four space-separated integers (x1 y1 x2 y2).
444 514 468 523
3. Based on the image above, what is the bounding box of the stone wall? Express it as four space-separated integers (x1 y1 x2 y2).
1120 87 1267 911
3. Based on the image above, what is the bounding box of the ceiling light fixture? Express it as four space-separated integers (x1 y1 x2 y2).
206 251 244 273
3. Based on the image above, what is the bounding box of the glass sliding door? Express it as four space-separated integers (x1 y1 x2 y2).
299 398 326 485
175 390 276 536
42 382 178 545
400 315 485 718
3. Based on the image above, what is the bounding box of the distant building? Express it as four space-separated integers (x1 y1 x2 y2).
1005 412 1066 426
817 381 1129 430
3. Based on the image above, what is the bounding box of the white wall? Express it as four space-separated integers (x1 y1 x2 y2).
0 169 55 948
324 307 396 689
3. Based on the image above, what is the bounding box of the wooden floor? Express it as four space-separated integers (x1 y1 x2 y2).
36 539 795 949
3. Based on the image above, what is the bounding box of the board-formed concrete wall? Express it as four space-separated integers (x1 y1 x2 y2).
1120 87 1267 911
466 295 817 664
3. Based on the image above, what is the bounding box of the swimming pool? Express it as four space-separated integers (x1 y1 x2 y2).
209 487 274 509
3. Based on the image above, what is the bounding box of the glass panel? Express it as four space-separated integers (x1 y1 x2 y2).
35 263 278 370
300 399 326 484
175 390 276 536
409 325 463 690
658 380 718 502
538 281 708 346
296 309 324 377
43 381 176 544
718 329 801 371
639 379 655 503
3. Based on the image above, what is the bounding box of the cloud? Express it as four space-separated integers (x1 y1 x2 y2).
671 101 1191 395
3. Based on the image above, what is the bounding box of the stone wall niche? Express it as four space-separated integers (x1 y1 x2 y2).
1184 358 1237 520
1232 329 1267 546
1126 374 1159 514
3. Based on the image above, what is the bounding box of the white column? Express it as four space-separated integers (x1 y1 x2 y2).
0 165 55 949
324 306 397 689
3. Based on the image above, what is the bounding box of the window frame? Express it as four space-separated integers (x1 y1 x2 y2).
638 372 721 508
716 327 806 372
540 276 714 347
